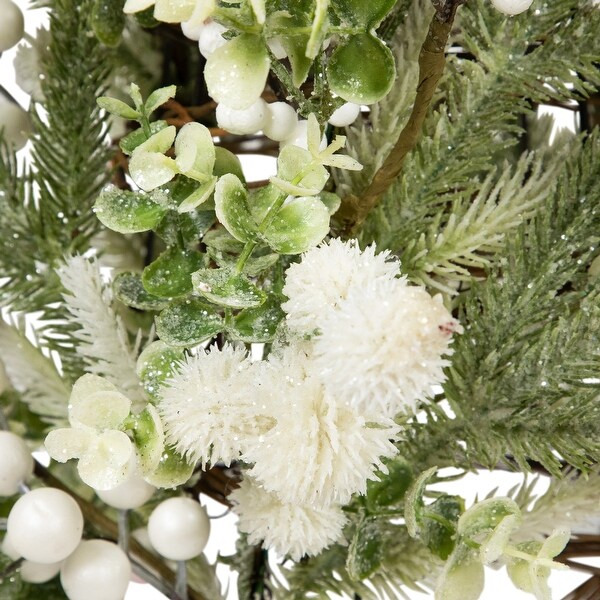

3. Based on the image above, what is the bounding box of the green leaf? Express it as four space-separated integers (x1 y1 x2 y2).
249 183 281 224
276 145 329 195
262 195 330 254
319 191 342 215
366 457 413 509
144 85 177 115
120 120 169 155
205 34 270 110
136 341 184 402
177 176 218 213
203 227 245 253
156 299 224 347
128 404 164 474
174 122 216 179
134 5 160 27
192 267 266 308
91 0 126 47
327 33 395 104
214 174 260 242
436 544 485 600
404 466 437 537
346 516 384 580
94 185 167 233
306 0 330 58
457 497 521 541
422 495 464 560
96 96 139 120
113 272 170 310
142 247 204 298
229 293 285 342
331 0 395 28
214 146 245 181
144 444 195 488
208 248 279 277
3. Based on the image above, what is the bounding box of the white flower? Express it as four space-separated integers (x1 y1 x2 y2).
159 345 274 467
230 477 347 561
45 374 134 490
243 349 399 507
314 278 462 416
282 239 400 333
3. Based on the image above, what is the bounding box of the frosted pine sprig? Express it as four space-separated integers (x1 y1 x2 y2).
56 256 141 401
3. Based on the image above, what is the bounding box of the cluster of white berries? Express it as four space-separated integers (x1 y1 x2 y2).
179 19 361 145
0 429 210 598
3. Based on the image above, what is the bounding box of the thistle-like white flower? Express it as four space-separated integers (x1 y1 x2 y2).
282 239 400 333
313 277 462 416
230 477 347 561
243 350 399 508
45 375 134 490
159 345 274 467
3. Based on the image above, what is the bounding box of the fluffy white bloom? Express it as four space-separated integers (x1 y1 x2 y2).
159 345 274 467
45 375 134 490
244 350 399 508
230 477 347 561
314 278 462 416
282 239 400 333
57 256 142 403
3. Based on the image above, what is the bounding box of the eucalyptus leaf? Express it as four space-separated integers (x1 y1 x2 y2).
366 457 413 508
144 85 177 115
422 495 464 560
142 247 204 298
262 195 330 254
177 176 217 213
96 96 139 120
327 33 395 104
214 146 245 181
230 294 285 342
91 0 126 47
346 516 384 581
155 299 224 347
113 272 170 310
94 185 167 233
404 466 437 537
331 0 395 28
214 174 260 242
128 404 164 474
192 267 266 309
136 340 184 402
144 444 195 488
120 120 168 155
203 227 245 253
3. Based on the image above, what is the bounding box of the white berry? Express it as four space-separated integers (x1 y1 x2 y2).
198 21 228 59
0 431 33 496
216 99 268 135
60 540 131 600
147 497 210 561
328 102 361 127
7 488 83 563
2 533 62 583
490 0 534 15
96 469 155 510
263 102 298 142
0 96 31 151
0 0 24 52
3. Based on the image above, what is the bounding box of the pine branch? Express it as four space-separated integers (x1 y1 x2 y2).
336 0 465 236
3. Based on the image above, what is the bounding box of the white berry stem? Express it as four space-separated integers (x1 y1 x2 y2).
118 509 130 554
176 560 188 600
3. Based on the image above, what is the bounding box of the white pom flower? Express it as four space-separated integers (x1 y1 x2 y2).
282 239 400 333
159 345 274 467
230 477 347 561
244 352 399 507
314 278 462 416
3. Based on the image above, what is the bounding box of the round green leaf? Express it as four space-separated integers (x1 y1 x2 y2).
436 545 485 600
113 272 170 310
346 516 384 581
177 176 217 213
142 247 204 298
155 298 224 347
136 340 184 402
205 34 270 110
404 466 437 537
214 146 245 181
422 495 464 560
458 497 521 540
366 458 413 509
327 33 395 104
262 196 330 254
174 121 215 178
91 0 126 47
96 96 139 120
214 174 260 242
230 294 284 342
94 185 167 233
144 444 195 488
120 120 168 156
128 404 164 474
144 85 177 116
331 0 396 28
192 267 266 309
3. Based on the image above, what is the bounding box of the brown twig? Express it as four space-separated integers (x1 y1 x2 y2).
336 0 465 237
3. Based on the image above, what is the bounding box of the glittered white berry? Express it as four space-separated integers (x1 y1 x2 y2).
60 540 131 600
490 0 533 15
198 21 227 59
1 534 62 583
216 99 268 135
7 488 83 563
0 0 24 52
263 102 298 142
0 430 33 496
0 95 31 151
95 468 156 510
328 102 361 128
147 497 210 560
